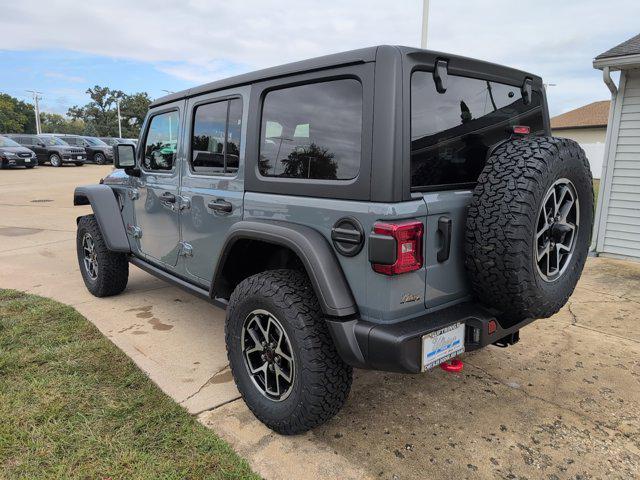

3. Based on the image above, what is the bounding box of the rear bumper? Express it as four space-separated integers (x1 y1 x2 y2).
326 302 535 373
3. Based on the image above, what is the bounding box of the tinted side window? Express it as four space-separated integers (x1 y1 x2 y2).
190 98 242 175
259 79 362 180
411 72 543 188
142 111 180 171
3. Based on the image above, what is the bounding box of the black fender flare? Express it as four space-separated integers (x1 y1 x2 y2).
211 220 357 317
73 185 131 252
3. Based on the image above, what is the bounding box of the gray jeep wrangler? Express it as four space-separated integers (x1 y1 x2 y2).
74 46 593 435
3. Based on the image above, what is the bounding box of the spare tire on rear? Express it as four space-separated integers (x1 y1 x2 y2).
465 136 593 325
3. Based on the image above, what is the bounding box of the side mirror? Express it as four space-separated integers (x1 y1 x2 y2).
114 143 140 176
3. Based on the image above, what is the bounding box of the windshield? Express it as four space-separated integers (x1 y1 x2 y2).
41 136 70 146
84 137 108 146
0 136 21 148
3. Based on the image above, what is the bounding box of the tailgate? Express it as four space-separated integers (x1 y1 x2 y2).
420 190 472 308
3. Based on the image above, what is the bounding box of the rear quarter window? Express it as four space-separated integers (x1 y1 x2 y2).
259 79 363 181
410 71 544 189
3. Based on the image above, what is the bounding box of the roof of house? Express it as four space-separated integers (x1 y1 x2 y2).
550 100 610 130
596 33 640 60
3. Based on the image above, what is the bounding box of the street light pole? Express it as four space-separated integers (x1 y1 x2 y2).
420 0 430 49
26 90 43 134
116 97 122 138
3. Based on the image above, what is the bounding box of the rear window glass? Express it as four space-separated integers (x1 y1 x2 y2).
259 79 362 181
411 71 543 189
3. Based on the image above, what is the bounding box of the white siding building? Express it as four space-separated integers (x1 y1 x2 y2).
592 34 640 261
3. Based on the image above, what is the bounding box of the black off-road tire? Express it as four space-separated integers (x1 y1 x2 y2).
225 269 352 435
76 215 129 297
465 137 593 325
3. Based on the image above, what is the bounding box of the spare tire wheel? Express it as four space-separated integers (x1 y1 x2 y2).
465 137 593 326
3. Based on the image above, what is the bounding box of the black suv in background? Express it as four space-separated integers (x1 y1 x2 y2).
6 134 86 167
45 134 113 165
0 135 37 168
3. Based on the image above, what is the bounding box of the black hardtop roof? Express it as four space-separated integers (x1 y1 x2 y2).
151 45 542 108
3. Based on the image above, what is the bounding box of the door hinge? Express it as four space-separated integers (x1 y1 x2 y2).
127 224 143 238
128 188 140 200
179 242 193 257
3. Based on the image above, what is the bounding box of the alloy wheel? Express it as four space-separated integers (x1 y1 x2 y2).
241 309 295 401
82 232 99 280
534 178 579 282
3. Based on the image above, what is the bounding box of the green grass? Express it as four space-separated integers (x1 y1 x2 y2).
0 289 258 480
593 178 600 203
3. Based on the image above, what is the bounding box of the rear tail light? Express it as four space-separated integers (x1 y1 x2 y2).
371 220 423 275
512 125 530 135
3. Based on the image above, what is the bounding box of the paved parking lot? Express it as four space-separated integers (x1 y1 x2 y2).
1 165 638 479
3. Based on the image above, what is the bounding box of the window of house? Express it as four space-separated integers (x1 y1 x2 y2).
259 79 362 180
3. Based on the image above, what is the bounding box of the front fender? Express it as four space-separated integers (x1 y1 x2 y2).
212 220 357 317
74 185 130 253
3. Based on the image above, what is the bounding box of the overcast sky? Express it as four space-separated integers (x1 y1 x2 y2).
1 0 638 117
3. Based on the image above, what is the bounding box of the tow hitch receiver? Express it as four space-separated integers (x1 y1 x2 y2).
439 358 463 372
493 330 520 348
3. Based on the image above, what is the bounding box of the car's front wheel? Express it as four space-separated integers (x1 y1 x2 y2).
94 153 106 165
225 269 352 435
76 215 129 297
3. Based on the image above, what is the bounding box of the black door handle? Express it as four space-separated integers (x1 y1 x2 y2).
159 192 176 203
207 199 232 213
437 216 452 263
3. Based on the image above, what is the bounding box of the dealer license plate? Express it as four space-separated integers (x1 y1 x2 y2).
24 158 30 163
77 156 83 160
422 322 465 371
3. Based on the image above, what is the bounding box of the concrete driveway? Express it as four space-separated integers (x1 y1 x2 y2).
1 165 638 480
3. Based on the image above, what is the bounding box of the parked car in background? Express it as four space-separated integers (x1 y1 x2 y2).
44 134 113 165
0 135 37 169
98 137 137 147
6 134 85 167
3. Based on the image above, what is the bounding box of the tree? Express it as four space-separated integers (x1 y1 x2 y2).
68 86 150 138
40 113 85 135
119 92 151 138
0 93 36 134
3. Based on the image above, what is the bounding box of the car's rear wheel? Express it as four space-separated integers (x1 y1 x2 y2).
49 153 62 167
225 269 352 435
76 215 129 297
465 137 593 326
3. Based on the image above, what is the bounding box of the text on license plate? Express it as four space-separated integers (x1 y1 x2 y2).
422 322 465 371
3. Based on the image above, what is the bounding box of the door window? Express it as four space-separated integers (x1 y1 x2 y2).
259 79 362 180
142 110 180 171
190 98 243 175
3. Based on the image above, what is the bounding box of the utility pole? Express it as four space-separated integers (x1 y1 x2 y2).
116 97 123 138
26 90 43 134
420 0 430 49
